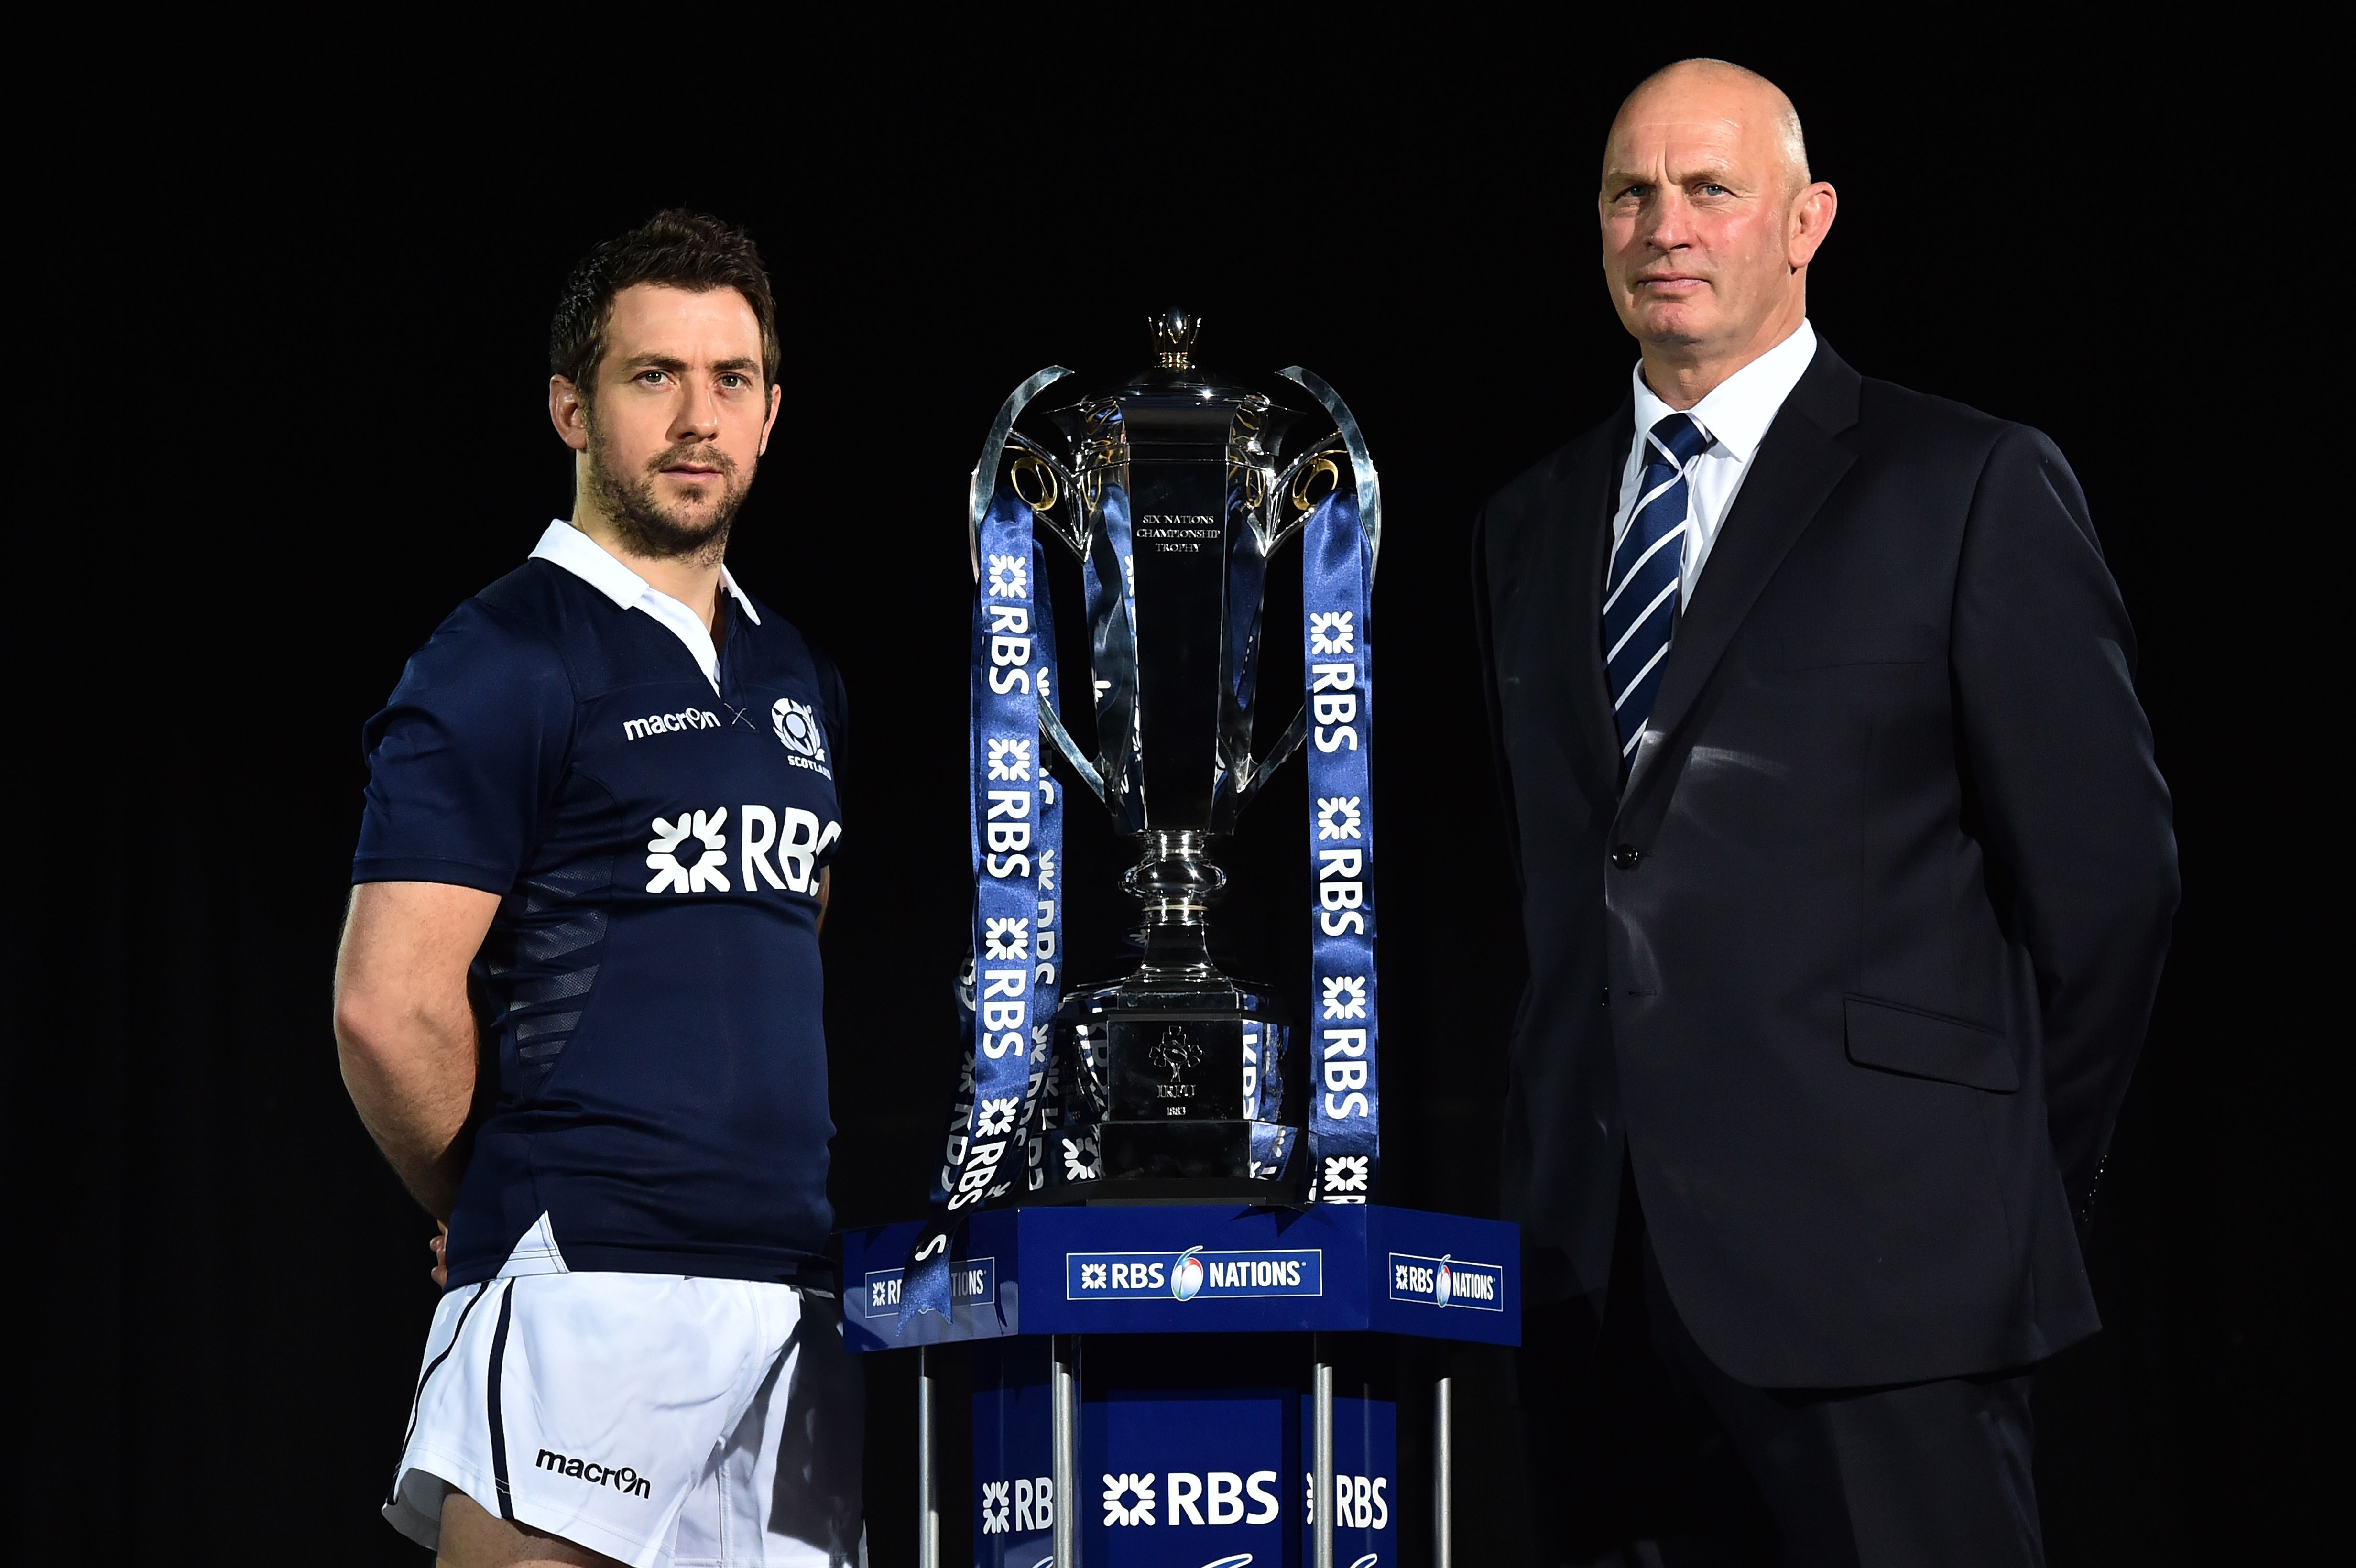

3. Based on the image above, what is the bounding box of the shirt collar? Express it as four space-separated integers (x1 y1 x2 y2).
1629 317 1818 462
528 518 761 626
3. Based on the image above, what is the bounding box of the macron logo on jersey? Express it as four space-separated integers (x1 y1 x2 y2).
624 708 720 742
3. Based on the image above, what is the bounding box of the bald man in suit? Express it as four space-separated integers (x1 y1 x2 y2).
1472 60 2177 1566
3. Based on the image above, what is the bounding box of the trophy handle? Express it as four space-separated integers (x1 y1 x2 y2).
966 366 1115 808
1232 706 1307 815
967 365 1073 580
1276 366 1382 581
1003 431 1092 558
1267 444 1334 548
1040 686 1108 802
1224 368 1381 815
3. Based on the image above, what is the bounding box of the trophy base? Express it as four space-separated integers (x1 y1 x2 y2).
1028 1172 1308 1208
1031 963 1304 1202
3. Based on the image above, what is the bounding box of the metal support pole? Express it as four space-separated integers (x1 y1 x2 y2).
917 1345 939 1568
1313 1333 1335 1568
1433 1372 1454 1568
1052 1334 1080 1568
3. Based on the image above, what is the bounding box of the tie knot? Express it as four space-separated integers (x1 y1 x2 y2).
1647 412 1712 468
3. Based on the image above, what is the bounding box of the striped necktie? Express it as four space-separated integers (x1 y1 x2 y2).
1605 411 1712 778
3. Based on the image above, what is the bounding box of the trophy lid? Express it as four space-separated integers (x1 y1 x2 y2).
1115 307 1259 403
1152 306 1200 371
1047 309 1303 449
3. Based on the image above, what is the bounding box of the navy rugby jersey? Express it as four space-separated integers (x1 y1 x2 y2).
354 522 844 1289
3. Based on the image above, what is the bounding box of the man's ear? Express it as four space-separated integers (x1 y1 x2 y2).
550 376 591 453
1789 181 1838 272
758 380 783 457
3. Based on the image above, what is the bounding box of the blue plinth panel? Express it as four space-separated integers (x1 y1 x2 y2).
973 1337 1399 1568
840 1203 1519 1351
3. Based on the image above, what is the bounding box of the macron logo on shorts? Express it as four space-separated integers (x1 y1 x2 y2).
537 1447 653 1499
623 708 720 741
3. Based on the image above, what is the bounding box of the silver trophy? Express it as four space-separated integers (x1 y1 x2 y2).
969 310 1380 1201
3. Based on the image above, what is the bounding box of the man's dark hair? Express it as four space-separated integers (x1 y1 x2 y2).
549 209 780 399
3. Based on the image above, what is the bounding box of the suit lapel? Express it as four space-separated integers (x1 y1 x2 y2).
1572 400 1632 792
1624 347 1862 805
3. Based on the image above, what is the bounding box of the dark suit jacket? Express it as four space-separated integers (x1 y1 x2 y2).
1471 341 2178 1388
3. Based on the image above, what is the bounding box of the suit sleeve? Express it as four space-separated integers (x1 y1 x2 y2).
1469 502 1526 895
351 600 575 893
1950 425 2179 1216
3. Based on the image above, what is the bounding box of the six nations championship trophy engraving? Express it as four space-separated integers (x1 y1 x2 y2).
901 304 1384 1328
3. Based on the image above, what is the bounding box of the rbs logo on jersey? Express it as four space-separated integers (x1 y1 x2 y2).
643 806 841 896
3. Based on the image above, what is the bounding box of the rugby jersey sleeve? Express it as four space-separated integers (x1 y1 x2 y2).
352 597 575 893
814 647 848 838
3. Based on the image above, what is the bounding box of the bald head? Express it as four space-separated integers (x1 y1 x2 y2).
1597 59 1837 407
1617 59 1809 192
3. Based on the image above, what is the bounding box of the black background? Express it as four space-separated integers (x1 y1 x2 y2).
19 27 2326 1565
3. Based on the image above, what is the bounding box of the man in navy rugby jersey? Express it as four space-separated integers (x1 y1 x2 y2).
336 212 859 1568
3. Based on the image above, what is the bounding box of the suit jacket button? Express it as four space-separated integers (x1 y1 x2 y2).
1610 844 1642 870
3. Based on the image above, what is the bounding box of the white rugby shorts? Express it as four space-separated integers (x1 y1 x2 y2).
382 1221 863 1568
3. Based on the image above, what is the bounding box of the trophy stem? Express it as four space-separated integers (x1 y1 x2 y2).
1123 829 1228 977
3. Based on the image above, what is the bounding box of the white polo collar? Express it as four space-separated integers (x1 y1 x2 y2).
1631 317 1818 461
529 518 759 691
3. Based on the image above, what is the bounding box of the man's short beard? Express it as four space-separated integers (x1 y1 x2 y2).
581 419 753 566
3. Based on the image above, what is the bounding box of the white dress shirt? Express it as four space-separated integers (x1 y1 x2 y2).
1612 318 1819 606
529 518 761 693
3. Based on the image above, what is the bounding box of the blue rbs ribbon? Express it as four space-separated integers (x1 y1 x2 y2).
1302 491 1377 1203
901 486 1065 1329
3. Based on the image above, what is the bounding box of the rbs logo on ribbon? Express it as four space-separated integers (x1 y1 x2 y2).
1385 1252 1504 1311
1066 1246 1324 1301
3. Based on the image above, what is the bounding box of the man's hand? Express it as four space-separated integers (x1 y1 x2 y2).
334 881 501 1220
